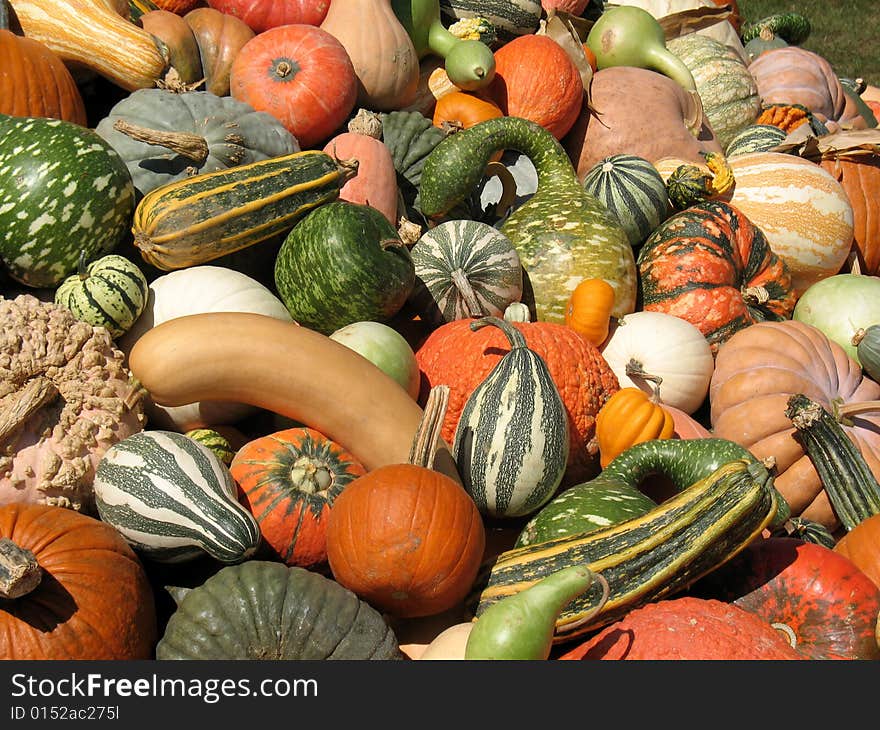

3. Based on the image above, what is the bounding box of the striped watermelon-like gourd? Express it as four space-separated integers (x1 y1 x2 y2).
0 115 135 288
666 33 762 150
439 0 541 42
580 154 670 248
408 219 523 327
54 254 149 339
637 199 798 353
724 124 788 158
185 428 236 465
93 430 261 564
453 316 569 519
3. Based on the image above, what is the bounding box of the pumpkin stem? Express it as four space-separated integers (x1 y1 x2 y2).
77 250 89 280
347 108 383 139
624 358 663 403
0 538 42 600
397 216 423 245
112 119 210 165
470 316 528 350
741 285 770 306
408 385 451 469
451 268 487 318
852 328 866 347
554 571 611 634
770 621 798 649
834 399 880 424
0 376 60 446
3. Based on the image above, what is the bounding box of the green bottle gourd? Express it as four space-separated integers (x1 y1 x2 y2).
464 565 609 660
586 5 697 93
391 0 496 91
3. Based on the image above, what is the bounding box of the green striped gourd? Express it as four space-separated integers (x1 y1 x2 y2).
438 0 541 42
185 428 235 466
408 219 523 326
724 124 787 157
580 154 670 248
0 115 135 288
472 457 788 641
419 116 636 322
131 150 357 271
93 430 261 564
740 13 812 45
666 33 762 150
453 316 569 519
54 253 149 339
516 438 760 547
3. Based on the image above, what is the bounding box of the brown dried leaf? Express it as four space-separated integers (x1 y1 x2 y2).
654 4 734 40
772 127 880 162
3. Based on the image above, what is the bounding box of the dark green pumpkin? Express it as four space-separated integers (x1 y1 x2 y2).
156 561 405 660
857 323 880 383
274 201 416 335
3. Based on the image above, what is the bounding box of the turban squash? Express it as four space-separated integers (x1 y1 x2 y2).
709 319 880 532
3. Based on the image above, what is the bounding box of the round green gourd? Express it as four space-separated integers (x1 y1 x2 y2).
665 162 715 210
0 115 135 289
724 124 788 158
274 201 416 335
156 561 405 660
580 154 670 248
184 428 235 466
408 218 523 326
95 89 300 199
54 253 148 339
666 33 762 150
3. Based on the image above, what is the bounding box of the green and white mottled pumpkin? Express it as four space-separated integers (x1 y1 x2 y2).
666 33 762 150
408 219 523 327
0 115 135 288
724 124 788 157
93 430 261 564
580 155 670 248
54 254 148 339
453 316 569 519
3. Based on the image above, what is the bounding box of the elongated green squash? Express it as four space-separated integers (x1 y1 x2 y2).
419 117 637 322
471 457 787 642
131 150 357 270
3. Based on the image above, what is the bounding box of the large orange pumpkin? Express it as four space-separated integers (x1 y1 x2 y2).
834 512 880 590
415 317 620 484
0 503 157 660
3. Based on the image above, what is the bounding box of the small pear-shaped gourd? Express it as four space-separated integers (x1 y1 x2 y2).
465 565 609 660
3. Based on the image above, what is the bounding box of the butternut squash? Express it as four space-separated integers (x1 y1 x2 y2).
8 0 169 91
127 312 461 483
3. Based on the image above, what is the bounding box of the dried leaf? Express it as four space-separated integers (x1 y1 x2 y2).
537 10 593 111
653 4 734 40
771 127 880 162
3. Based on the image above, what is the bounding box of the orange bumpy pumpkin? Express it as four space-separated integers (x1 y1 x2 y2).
415 315 620 484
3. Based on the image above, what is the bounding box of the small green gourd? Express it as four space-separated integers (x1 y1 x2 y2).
464 565 609 660
856 324 880 383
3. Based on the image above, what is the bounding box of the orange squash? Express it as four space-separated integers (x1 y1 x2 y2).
432 91 503 130
834 513 880 590
183 7 255 97
564 278 616 347
595 386 675 468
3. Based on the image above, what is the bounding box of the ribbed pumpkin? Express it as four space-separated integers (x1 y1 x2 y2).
834 513 880 589
637 199 798 353
407 219 523 327
724 152 855 295
0 503 157 660
0 1 87 125
206 0 330 33
138 9 203 87
485 32 584 140
230 427 367 568
564 278 616 348
415 315 620 484
724 123 787 157
596 387 675 468
183 7 255 97
710 319 880 532
666 32 761 149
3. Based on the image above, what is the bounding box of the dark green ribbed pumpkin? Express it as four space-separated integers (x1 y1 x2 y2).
724 124 788 157
453 316 568 519
580 154 670 248
156 561 405 660
274 201 415 335
857 324 880 383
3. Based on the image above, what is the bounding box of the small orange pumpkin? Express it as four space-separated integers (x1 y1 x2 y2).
564 278 616 347
834 512 880 590
596 384 675 468
432 91 503 131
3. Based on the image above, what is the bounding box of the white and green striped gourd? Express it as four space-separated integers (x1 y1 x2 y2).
93 430 261 564
580 154 670 248
724 124 788 158
453 316 569 519
408 219 523 326
54 253 149 339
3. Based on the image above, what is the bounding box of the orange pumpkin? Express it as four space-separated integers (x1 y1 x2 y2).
596 387 675 468
183 7 255 97
0 503 157 660
834 513 880 590
230 427 367 569
324 387 485 618
564 278 616 347
485 33 584 140
432 91 503 130
415 316 620 484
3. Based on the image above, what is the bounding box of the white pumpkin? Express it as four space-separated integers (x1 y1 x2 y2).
119 266 294 431
600 311 715 414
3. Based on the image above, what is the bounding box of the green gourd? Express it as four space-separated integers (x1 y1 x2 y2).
464 564 608 660
585 5 696 93
419 116 636 322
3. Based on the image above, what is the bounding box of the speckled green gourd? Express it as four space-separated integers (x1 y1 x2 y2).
0 115 135 288
419 117 637 322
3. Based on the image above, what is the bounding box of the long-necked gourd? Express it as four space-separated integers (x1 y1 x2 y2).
419 116 637 321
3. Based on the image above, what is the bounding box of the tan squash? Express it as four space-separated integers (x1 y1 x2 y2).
183 7 254 98
320 0 419 111
8 0 169 91
139 9 203 87
127 312 461 484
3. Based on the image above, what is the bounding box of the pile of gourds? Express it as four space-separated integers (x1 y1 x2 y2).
2 0 880 662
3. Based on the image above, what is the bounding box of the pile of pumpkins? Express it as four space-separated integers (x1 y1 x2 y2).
2 0 880 661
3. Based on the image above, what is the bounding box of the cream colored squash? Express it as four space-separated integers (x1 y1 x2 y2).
118 266 294 431
600 310 715 414
416 622 474 660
